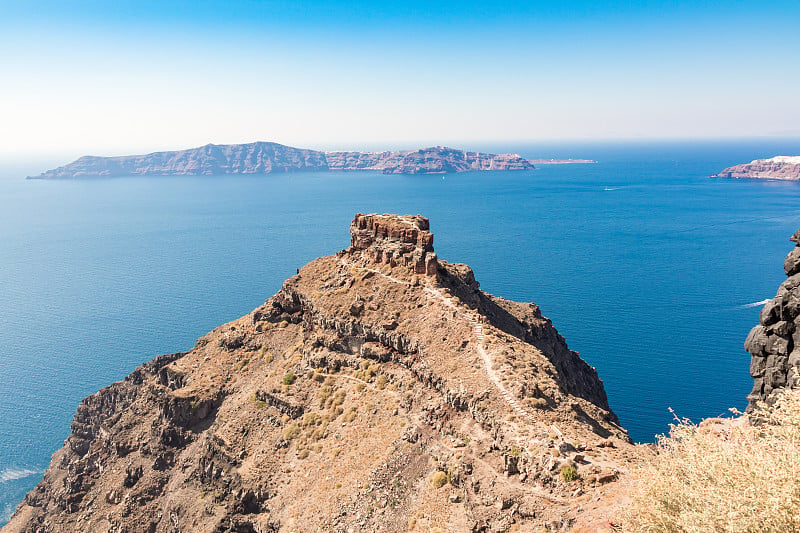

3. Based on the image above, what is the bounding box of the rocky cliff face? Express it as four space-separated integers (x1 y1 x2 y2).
29 144 534 178
4 214 637 533
713 156 800 180
744 228 800 409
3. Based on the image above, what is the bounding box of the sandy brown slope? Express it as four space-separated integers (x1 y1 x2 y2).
5 214 640 533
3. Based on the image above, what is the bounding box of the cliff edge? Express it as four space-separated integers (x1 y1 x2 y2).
4 214 637 533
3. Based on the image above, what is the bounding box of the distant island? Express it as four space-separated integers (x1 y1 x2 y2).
712 155 800 180
25 142 575 178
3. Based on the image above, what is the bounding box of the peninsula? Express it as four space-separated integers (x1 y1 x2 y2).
28 142 537 178
4 214 635 532
712 156 800 180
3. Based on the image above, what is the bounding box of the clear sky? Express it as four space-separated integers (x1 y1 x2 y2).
2 0 799 156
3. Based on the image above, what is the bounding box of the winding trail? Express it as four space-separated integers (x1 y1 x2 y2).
358 262 541 427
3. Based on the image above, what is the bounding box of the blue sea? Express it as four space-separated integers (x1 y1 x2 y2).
2 139 800 522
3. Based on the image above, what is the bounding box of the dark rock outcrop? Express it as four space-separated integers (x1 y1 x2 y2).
745 228 800 409
29 143 534 178
713 156 800 180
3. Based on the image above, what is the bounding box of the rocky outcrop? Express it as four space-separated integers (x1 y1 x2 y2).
744 228 800 409
29 143 534 178
713 156 800 180
4 214 637 533
349 213 437 275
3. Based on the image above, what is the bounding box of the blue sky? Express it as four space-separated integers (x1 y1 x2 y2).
1 0 799 156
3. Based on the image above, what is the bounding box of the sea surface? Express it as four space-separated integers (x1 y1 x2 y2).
2 139 800 522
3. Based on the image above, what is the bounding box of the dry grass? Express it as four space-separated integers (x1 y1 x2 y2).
430 471 448 489
623 389 800 532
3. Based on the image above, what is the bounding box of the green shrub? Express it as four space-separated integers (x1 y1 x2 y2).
560 464 578 482
283 372 296 385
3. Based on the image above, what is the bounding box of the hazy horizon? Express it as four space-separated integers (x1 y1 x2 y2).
2 0 799 157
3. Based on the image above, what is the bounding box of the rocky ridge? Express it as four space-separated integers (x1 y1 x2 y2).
29 143 534 178
744 228 800 409
4 214 639 533
713 156 800 180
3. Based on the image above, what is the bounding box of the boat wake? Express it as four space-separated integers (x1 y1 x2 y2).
0 466 41 483
737 299 771 309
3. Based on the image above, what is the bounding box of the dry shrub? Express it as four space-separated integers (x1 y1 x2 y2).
623 389 800 532
430 471 448 489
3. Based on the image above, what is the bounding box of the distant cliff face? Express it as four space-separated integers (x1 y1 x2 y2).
36 142 328 178
745 228 800 409
4 214 637 533
713 156 800 180
29 143 534 178
326 147 534 174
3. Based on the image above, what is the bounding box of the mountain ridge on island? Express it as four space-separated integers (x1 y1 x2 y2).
28 142 542 179
712 155 800 180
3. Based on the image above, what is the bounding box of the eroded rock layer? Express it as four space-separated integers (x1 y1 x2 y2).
4 214 638 533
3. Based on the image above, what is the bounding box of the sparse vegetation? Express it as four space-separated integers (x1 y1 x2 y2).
282 372 296 385
559 463 577 482
527 397 548 409
430 470 449 489
623 389 800 532
283 422 301 440
343 406 358 423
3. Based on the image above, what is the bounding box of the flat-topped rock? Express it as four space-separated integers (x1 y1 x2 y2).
349 213 437 275
713 156 800 180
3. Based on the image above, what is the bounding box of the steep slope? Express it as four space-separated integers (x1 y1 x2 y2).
713 156 800 180
28 144 534 178
4 214 636 533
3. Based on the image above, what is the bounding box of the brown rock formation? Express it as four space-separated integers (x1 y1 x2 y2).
713 156 800 180
4 214 639 533
744 228 800 409
349 214 437 276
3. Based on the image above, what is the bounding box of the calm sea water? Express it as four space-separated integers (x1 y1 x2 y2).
2 139 800 521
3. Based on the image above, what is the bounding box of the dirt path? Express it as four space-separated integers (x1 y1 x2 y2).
356 261 542 428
